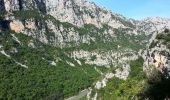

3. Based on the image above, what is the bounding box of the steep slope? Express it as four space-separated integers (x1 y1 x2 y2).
142 29 170 77
95 57 145 100
0 0 135 29
0 0 149 68
93 29 170 100
0 0 170 99
0 0 148 99
137 17 170 34
0 30 104 99
138 29 170 99
0 0 146 48
45 0 135 28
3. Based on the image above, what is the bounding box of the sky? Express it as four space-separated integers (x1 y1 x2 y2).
89 0 170 20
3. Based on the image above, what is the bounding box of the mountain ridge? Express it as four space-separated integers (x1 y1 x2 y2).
0 0 170 99
1 0 170 34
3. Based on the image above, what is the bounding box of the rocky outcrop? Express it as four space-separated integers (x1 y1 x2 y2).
45 0 133 28
1 0 45 13
137 17 170 35
95 63 130 90
3 0 20 12
71 50 138 67
1 0 134 29
142 37 170 77
0 0 169 49
9 19 36 33
1 0 170 74
9 20 25 33
1 0 170 33
25 19 36 29
1 0 170 99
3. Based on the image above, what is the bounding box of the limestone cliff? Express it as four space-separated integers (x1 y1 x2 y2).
1 0 169 72
142 30 170 77
1 0 170 99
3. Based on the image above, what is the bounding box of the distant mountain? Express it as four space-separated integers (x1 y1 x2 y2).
137 17 170 34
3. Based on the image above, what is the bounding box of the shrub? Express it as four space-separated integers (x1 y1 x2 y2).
0 10 7 20
164 29 169 33
139 67 170 100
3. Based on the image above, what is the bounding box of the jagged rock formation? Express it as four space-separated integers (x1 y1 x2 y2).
0 0 169 49
1 0 170 31
138 30 170 100
71 50 138 67
45 0 132 28
142 45 170 76
142 31 170 77
137 17 170 35
1 0 130 28
9 20 25 32
0 0 45 12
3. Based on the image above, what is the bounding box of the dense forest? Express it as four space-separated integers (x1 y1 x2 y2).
0 30 104 99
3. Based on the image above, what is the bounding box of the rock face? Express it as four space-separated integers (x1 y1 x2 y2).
137 17 170 35
1 0 170 75
0 0 169 31
0 0 169 69
142 34 170 77
1 0 129 28
0 0 169 41
1 0 170 31
1 0 46 13
25 19 36 29
45 0 129 28
71 50 138 67
3 0 20 12
10 20 25 33
1 0 170 99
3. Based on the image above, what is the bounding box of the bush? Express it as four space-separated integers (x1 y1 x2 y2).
164 29 169 33
139 67 170 100
0 10 7 20
98 57 146 100
13 10 43 20
129 57 145 79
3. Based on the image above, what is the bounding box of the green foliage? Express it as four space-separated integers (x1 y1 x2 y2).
164 29 169 33
98 57 146 100
138 67 170 100
62 22 74 28
35 1 46 14
114 29 148 51
63 27 148 52
91 55 97 61
12 10 148 52
129 57 145 79
149 41 158 48
13 10 44 20
42 16 148 52
111 14 135 28
156 31 170 49
0 31 100 99
97 77 124 100
0 9 149 100
0 10 7 20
